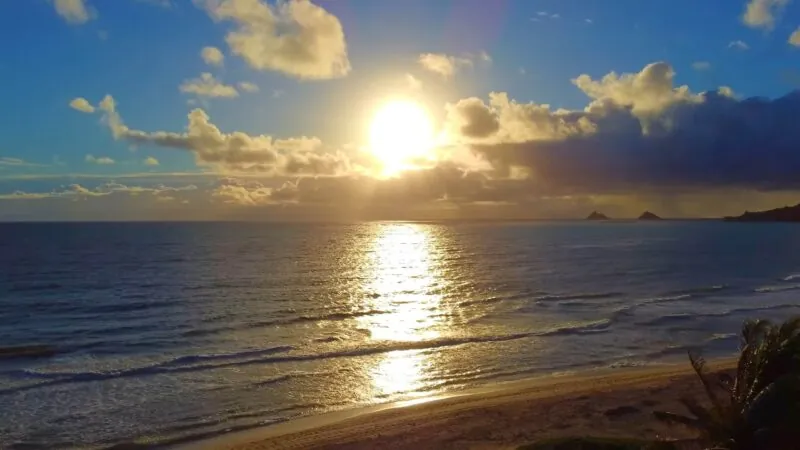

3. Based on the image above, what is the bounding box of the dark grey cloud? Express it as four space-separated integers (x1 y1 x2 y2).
473 90 800 193
444 62 800 194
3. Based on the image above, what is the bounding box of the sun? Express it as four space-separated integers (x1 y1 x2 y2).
369 100 435 173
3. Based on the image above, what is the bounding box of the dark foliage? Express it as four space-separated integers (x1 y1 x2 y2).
654 317 800 449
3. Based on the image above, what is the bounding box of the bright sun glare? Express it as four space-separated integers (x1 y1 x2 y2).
369 100 434 173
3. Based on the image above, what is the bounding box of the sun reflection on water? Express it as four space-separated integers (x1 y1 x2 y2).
360 223 449 398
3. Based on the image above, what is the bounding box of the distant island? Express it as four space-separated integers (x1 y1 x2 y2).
638 211 662 220
724 203 800 222
586 211 609 220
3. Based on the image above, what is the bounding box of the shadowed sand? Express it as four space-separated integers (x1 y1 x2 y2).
182 359 735 450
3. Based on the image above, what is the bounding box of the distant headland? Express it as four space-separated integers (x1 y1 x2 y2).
586 211 610 220
585 211 666 220
638 211 662 220
724 203 800 222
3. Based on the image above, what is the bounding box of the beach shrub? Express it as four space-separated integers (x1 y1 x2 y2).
654 317 800 450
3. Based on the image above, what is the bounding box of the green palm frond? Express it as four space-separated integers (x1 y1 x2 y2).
654 316 800 450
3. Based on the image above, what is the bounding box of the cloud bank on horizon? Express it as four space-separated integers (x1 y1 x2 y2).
3 0 800 220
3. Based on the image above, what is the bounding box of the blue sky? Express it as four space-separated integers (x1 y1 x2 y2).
2 0 800 220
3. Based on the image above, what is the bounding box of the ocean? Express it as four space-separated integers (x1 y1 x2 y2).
2 221 800 448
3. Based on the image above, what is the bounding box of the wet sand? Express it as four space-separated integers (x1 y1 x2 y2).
183 359 734 450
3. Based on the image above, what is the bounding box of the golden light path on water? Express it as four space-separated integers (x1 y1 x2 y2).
359 223 447 399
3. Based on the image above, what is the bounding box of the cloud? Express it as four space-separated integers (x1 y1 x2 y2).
419 53 471 78
54 0 94 25
180 73 239 98
0 182 197 202
143 156 160 166
69 97 95 113
0 157 26 166
406 74 422 90
790 27 800 46
238 81 260 93
442 61 800 196
742 0 789 30
0 157 47 168
54 59 800 220
209 163 515 209
572 62 701 115
85 154 115 165
88 94 354 175
692 61 711 71
201 46 225 66
0 181 210 221
533 11 560 20
198 0 350 80
445 97 500 139
728 40 750 50
418 52 490 78
585 19 593 24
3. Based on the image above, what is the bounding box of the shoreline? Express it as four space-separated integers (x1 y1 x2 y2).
176 356 736 450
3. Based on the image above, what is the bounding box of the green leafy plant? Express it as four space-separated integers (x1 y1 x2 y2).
654 317 800 449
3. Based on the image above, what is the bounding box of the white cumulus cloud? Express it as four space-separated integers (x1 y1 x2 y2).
85 154 115 165
69 97 95 113
90 94 353 175
418 52 478 78
406 74 422 90
742 0 790 30
198 0 350 80
238 81 260 93
790 27 800 46
729 40 750 50
180 73 239 98
143 156 160 166
54 0 94 25
201 46 225 66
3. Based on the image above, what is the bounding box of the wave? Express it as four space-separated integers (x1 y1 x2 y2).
709 333 738 341
457 292 544 308
666 285 727 296
0 320 612 395
539 319 612 336
621 285 724 312
783 274 800 281
728 303 800 315
289 310 388 324
182 310 389 338
87 300 177 315
639 303 800 328
642 313 696 327
755 284 800 293
534 292 622 302
640 293 692 305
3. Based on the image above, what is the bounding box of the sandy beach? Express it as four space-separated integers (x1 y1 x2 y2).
184 359 734 450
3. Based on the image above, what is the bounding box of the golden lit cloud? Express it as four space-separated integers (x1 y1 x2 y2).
54 0 93 25
201 46 225 66
199 0 350 80
180 73 239 98
69 97 95 113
